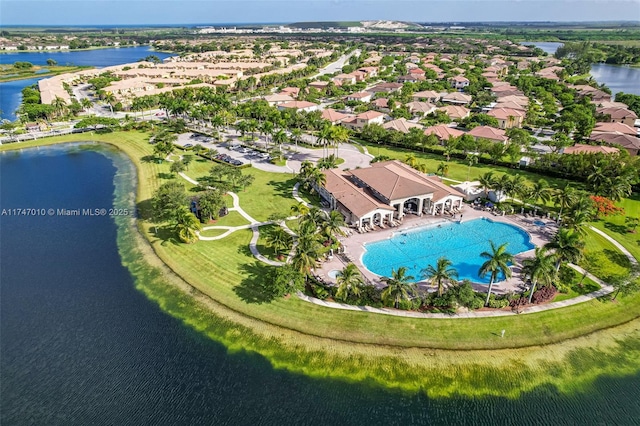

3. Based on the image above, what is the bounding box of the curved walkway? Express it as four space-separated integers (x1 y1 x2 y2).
292 182 312 208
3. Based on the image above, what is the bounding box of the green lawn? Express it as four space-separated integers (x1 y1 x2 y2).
204 210 248 227
199 228 230 238
553 265 601 302
581 228 633 282
590 195 640 263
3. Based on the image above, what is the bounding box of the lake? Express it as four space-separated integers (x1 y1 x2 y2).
519 41 564 55
591 63 640 96
1 143 640 425
0 46 173 121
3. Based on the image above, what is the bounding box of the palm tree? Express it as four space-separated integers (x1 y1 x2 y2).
317 123 333 158
528 179 552 214
544 228 585 272
335 263 365 302
381 267 415 309
52 96 68 118
290 128 302 152
330 125 350 157
290 201 310 217
174 205 202 244
465 153 478 181
478 171 495 197
206 148 218 161
305 167 327 194
521 247 557 303
103 92 116 114
421 257 459 296
437 161 449 178
478 241 513 306
555 185 577 219
265 226 292 258
80 98 93 112
322 210 346 242
291 232 322 277
272 129 288 152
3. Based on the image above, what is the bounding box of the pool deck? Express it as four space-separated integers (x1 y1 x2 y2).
315 206 558 295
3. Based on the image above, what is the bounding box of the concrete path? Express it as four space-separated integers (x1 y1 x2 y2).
292 182 312 207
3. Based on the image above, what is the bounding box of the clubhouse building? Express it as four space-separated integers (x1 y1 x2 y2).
317 160 465 228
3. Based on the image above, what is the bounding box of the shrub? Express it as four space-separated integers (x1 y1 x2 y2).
470 296 485 310
531 286 557 304
487 295 509 309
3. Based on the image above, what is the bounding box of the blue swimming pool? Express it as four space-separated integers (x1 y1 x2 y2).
361 218 535 284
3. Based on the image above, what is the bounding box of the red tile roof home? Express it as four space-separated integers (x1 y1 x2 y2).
488 107 526 120
322 169 395 219
321 108 354 124
593 100 628 109
411 90 441 102
441 92 473 104
450 75 470 83
357 110 385 120
406 101 437 115
423 125 465 140
468 126 508 143
383 118 424 134
438 105 470 120
589 132 640 155
279 87 300 98
596 107 638 121
409 68 426 75
496 94 529 107
346 91 372 100
277 101 318 111
563 144 619 155
372 98 389 108
367 82 403 93
593 122 637 136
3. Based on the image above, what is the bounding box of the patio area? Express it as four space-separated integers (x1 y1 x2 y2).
313 205 559 295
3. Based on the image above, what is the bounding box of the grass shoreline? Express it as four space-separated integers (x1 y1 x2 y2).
4 133 640 396
2 133 639 352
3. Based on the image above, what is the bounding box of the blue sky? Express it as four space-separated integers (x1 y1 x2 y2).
2 0 639 25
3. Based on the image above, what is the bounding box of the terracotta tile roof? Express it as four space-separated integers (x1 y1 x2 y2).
423 125 465 140
441 92 473 104
323 169 394 218
593 122 637 136
278 101 318 109
438 105 470 119
468 126 508 142
563 144 619 155
383 118 424 134
356 110 385 120
487 107 526 120
321 108 354 123
596 107 638 120
589 132 640 150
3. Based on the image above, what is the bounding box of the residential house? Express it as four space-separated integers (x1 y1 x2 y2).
277 101 320 112
596 107 638 127
346 92 373 103
441 92 473 105
589 132 640 156
332 73 356 86
383 118 424 134
357 66 379 78
397 74 424 83
308 81 330 91
592 122 637 136
438 105 470 120
562 144 619 155
411 90 441 103
341 110 385 130
263 94 295 106
468 126 508 144
449 75 470 90
279 87 300 98
423 125 465 142
321 108 355 125
405 101 437 117
487 107 526 129
367 82 403 94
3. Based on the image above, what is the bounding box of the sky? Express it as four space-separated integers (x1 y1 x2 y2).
2 0 639 26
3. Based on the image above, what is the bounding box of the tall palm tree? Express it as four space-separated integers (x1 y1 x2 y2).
322 210 346 242
437 161 449 178
521 247 557 303
478 241 513 306
478 171 495 197
555 185 577 219
528 179 552 211
421 257 459 296
544 228 585 272
317 123 333 158
305 167 327 194
335 263 365 302
330 125 350 157
381 267 415 309
174 205 202 244
291 232 321 277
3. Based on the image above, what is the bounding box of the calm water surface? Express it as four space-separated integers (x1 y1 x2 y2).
519 42 563 55
1 145 640 425
0 46 172 120
591 63 640 96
